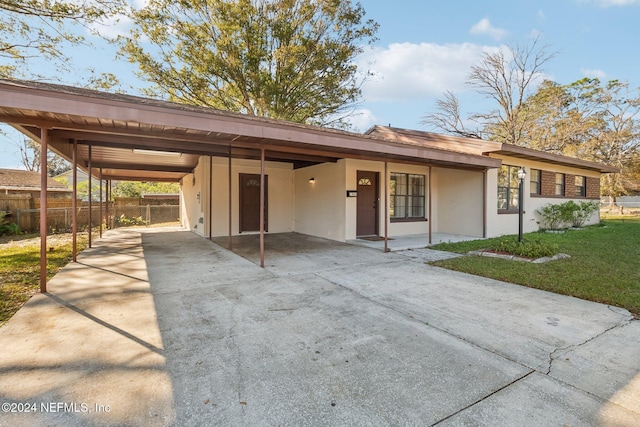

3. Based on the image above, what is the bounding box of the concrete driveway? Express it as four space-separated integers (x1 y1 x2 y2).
0 228 638 426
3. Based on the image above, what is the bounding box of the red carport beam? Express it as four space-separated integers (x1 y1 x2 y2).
384 161 389 253
99 168 103 239
88 145 92 248
259 145 265 268
39 128 49 292
72 140 78 262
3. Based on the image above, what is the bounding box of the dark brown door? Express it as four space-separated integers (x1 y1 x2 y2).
239 174 268 233
356 171 378 236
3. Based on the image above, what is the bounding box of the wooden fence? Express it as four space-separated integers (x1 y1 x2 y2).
1 196 180 232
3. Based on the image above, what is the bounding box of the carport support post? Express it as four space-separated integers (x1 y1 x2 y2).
105 180 110 230
428 166 432 245
228 144 232 250
88 145 92 248
39 128 49 292
384 161 389 253
209 155 213 239
259 145 265 268
99 168 103 239
72 140 77 262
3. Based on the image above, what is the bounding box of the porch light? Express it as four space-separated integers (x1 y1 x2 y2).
517 167 526 242
309 177 315 184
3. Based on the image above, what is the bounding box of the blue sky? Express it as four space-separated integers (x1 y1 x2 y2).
2 0 640 169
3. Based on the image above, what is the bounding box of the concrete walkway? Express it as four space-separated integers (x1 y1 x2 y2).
0 228 638 426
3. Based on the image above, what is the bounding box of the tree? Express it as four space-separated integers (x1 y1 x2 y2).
118 0 378 127
423 37 555 144
113 181 180 198
523 78 640 198
15 136 70 176
0 0 126 78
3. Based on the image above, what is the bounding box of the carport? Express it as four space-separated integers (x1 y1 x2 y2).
0 79 501 292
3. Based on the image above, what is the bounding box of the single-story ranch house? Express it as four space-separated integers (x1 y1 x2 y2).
0 79 617 279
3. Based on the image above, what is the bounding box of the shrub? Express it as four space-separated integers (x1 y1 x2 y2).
492 237 559 259
114 214 148 226
536 204 566 230
571 201 599 228
0 211 21 236
536 200 599 229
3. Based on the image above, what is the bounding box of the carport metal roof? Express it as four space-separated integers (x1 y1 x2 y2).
0 79 501 182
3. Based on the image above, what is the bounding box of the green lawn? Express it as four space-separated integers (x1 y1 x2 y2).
430 217 640 316
0 234 88 326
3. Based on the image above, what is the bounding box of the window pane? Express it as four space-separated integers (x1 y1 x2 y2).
498 166 509 186
394 195 406 218
530 169 540 195
509 166 520 188
498 187 508 209
509 188 519 210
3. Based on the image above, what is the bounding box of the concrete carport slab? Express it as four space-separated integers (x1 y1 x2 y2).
0 229 638 426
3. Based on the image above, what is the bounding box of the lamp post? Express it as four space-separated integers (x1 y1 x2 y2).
517 167 526 242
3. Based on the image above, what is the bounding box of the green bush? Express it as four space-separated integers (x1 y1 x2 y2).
492 237 558 259
536 200 599 229
571 201 599 227
114 214 148 226
0 211 21 236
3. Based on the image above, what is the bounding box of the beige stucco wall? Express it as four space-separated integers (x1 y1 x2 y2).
432 168 484 238
180 158 207 236
485 155 602 238
293 161 347 241
181 156 294 237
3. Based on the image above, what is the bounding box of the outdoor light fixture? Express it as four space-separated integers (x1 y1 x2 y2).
517 167 526 242
309 177 315 184
132 148 182 157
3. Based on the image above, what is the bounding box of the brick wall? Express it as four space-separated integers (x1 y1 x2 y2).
540 170 556 196
537 170 600 199
565 174 574 197
586 177 600 199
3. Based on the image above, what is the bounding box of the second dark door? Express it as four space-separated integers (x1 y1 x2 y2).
239 173 268 233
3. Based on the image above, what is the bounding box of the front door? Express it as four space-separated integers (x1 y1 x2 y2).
239 173 268 233
356 171 379 236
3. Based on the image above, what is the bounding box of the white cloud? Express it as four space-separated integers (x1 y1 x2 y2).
537 10 546 20
589 0 639 6
469 18 508 40
89 14 134 39
358 42 504 103
581 68 607 79
87 0 148 39
344 109 378 132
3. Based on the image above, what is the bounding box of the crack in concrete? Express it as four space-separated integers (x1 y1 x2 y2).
430 370 535 426
545 318 634 375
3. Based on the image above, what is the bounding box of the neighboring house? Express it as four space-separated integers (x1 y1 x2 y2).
0 168 72 199
0 79 617 245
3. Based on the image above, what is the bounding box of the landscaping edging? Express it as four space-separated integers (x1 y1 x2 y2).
467 249 571 264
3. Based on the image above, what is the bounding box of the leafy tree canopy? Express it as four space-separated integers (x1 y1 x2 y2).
113 181 180 198
0 0 126 78
118 0 378 127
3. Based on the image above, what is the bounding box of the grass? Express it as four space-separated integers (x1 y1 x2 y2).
430 217 640 316
0 233 88 326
